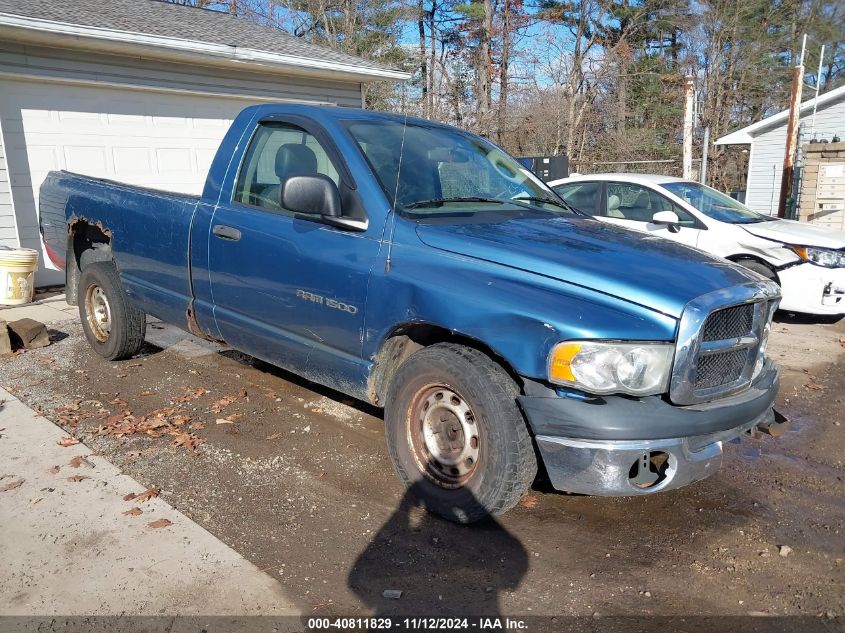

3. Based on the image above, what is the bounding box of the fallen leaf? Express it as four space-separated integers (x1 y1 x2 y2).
127 362 142 367
148 518 173 529
238 388 248 398
135 486 160 503
123 492 137 501
189 422 205 431
0 479 24 492
123 507 143 516
211 396 236 413
111 398 128 407
57 437 80 447
66 475 89 483
37 357 55 365
68 455 93 469
806 382 825 391
47 465 60 475
519 493 540 509
31 497 42 505
172 387 208 402
216 418 235 425
171 432 202 452
265 432 283 440
140 390 155 397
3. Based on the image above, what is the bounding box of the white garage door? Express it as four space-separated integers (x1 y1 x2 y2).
0 78 258 280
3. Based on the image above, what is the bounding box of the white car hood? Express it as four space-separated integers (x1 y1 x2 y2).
741 219 845 249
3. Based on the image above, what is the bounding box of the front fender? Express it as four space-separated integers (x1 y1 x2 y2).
363 225 678 382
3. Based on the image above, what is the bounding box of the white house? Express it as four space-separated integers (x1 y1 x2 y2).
0 0 409 284
715 84 845 216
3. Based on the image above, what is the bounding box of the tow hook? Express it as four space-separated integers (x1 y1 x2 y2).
756 409 790 438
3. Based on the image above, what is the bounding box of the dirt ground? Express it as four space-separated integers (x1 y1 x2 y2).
1 310 843 620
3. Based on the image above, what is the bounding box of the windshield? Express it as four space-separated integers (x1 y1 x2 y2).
661 181 770 224
346 119 572 218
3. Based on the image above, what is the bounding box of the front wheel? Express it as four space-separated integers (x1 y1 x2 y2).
384 343 537 523
78 261 146 360
737 258 778 284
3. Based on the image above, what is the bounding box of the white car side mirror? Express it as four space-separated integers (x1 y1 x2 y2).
651 210 680 225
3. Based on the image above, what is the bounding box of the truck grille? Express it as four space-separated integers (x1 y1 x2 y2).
701 304 754 342
694 303 757 390
670 281 781 405
695 348 749 390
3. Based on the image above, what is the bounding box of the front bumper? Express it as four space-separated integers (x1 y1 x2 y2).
778 262 845 315
518 363 782 496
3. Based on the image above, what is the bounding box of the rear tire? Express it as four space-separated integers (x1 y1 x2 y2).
384 343 537 523
78 261 146 360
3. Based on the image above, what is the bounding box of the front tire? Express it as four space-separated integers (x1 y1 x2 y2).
737 258 778 284
384 343 537 523
78 261 146 360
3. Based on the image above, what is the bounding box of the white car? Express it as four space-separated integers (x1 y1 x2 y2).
548 173 845 316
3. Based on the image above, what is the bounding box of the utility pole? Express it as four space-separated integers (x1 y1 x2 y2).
777 34 806 218
682 76 695 180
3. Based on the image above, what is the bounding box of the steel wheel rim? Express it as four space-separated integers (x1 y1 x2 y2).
408 385 481 488
85 284 112 342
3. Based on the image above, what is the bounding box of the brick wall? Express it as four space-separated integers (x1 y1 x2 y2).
798 142 845 230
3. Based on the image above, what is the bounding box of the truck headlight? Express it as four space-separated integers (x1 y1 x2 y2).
790 246 845 268
548 341 674 396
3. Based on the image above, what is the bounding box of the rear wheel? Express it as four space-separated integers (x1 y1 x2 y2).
78 261 146 360
384 343 537 523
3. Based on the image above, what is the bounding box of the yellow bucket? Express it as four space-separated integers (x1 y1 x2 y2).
0 247 39 306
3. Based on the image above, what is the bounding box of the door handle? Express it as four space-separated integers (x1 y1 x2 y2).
213 225 241 241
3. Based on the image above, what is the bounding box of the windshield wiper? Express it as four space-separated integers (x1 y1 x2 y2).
511 196 577 213
404 196 511 209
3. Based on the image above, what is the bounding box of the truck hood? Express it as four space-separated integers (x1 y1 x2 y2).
740 219 845 249
415 216 759 318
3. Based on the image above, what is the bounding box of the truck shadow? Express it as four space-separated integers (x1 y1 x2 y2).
345 481 528 618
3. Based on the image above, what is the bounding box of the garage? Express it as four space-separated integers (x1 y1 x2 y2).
0 0 408 284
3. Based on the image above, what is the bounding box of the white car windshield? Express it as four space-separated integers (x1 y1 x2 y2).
661 181 773 225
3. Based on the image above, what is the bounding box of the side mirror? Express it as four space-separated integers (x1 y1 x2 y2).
280 175 367 231
651 210 681 232
282 174 342 218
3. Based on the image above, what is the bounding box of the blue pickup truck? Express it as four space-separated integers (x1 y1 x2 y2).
40 104 785 523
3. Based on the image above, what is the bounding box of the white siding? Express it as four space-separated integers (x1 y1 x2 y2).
745 98 845 215
0 41 366 284
0 117 19 248
745 127 788 215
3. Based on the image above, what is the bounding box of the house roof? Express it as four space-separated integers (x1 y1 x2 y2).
715 84 845 145
0 0 410 81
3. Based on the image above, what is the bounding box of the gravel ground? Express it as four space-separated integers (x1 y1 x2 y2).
0 312 843 621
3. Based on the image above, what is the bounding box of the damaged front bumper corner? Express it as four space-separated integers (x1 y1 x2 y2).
519 363 786 496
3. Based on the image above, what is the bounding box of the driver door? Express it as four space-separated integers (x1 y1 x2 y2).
601 182 703 247
207 120 379 377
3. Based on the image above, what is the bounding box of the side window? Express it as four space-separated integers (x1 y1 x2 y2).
605 183 697 226
234 123 340 213
553 182 600 215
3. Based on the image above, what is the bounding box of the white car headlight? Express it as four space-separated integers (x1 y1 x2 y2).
548 341 674 396
791 246 845 268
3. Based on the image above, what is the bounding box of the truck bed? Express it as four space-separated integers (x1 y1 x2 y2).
39 170 201 327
